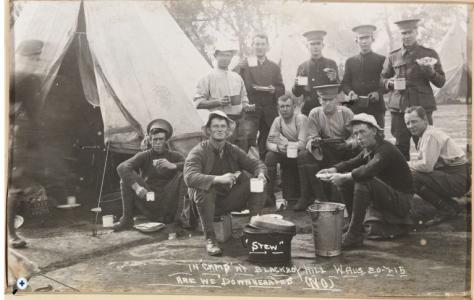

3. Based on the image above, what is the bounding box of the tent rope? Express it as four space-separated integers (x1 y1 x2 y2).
92 142 110 236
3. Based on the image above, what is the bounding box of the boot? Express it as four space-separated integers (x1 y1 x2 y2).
113 187 135 232
206 238 223 256
343 188 370 249
293 166 313 211
417 186 460 225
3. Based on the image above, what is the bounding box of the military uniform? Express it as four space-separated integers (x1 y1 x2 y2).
292 57 339 116
341 24 386 127
292 30 339 116
380 19 445 160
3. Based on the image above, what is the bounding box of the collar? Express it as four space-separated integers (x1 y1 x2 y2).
310 56 324 63
362 139 382 158
402 42 419 56
257 56 267 65
209 140 226 157
359 50 372 57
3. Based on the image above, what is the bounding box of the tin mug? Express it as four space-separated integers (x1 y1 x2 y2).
297 76 308 86
394 77 406 90
250 178 264 193
287 142 298 158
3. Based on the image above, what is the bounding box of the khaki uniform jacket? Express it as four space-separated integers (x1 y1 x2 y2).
380 43 445 113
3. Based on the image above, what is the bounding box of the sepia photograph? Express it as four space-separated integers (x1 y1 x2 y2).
5 0 472 298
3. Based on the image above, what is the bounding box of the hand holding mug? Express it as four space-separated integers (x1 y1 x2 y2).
325 68 337 81
368 91 379 103
348 90 358 101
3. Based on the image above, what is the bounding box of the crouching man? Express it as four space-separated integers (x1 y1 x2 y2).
405 106 469 224
318 113 413 249
184 111 267 256
113 119 186 231
265 93 308 206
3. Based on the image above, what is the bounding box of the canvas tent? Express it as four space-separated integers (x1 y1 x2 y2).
434 22 471 104
12 0 211 154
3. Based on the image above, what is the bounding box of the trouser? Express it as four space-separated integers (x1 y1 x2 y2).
264 151 301 200
7 189 22 239
189 172 266 239
391 111 433 161
338 178 412 237
346 103 385 129
299 147 355 202
412 164 469 211
119 172 186 224
243 104 278 158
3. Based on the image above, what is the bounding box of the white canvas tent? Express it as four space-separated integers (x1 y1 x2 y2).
434 22 471 104
12 1 211 154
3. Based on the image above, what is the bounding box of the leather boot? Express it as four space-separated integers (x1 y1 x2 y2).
293 166 313 211
343 187 370 250
206 238 223 256
417 186 460 225
113 186 135 232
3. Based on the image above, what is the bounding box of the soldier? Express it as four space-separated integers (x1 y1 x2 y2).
235 33 285 158
381 18 445 160
292 30 339 116
341 25 386 128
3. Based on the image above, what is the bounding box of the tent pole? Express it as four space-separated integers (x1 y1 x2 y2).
92 142 110 237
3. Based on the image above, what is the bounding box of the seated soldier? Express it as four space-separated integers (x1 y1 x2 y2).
184 111 267 256
405 106 469 224
318 113 413 249
265 93 308 206
294 84 355 211
113 119 186 231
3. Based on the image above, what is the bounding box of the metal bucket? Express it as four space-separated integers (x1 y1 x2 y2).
307 202 345 257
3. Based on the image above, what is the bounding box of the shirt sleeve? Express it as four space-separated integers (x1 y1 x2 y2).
297 115 308 151
307 110 322 141
428 50 446 88
408 134 441 173
273 64 285 100
266 118 281 153
380 56 395 92
183 146 215 191
239 76 249 106
194 75 210 107
334 151 365 172
350 150 389 181
117 152 149 188
341 58 352 95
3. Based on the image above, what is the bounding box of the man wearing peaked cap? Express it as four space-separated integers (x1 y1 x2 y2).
341 24 386 128
381 18 446 160
317 112 413 249
184 110 267 256
113 119 187 231
292 30 340 116
294 84 356 211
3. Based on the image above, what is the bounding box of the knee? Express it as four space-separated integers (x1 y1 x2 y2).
264 151 279 166
297 150 312 164
354 181 371 194
412 172 429 191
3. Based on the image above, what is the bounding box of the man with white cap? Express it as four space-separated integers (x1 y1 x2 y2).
405 106 469 225
318 113 413 249
294 84 355 211
194 41 254 150
113 119 186 231
381 18 445 160
184 110 267 256
292 30 339 116
341 25 386 127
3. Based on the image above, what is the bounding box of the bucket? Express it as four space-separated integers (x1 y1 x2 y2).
241 225 295 263
307 202 345 257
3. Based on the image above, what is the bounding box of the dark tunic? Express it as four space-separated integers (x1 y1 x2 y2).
341 51 386 112
334 140 413 194
292 56 339 115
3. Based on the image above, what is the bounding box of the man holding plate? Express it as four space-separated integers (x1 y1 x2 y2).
341 25 386 128
292 30 340 116
234 33 285 158
318 113 413 249
381 18 445 160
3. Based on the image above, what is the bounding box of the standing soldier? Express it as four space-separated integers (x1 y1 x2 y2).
292 30 339 116
235 33 285 158
381 18 445 160
341 25 386 128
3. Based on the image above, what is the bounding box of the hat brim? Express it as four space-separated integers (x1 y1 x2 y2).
349 119 383 131
147 119 173 138
202 112 236 138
